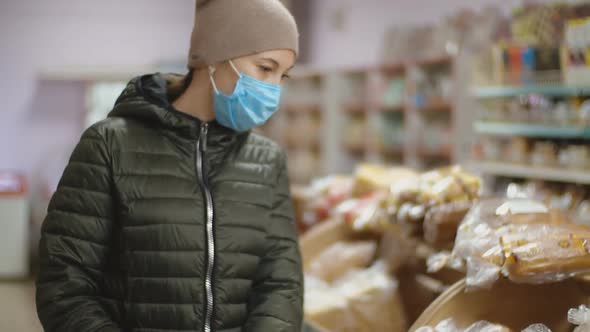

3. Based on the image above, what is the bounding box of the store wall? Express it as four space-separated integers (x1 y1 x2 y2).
0 0 194 178
308 0 556 68
0 0 560 179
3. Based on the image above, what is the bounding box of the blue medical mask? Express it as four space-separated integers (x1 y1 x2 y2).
209 60 282 132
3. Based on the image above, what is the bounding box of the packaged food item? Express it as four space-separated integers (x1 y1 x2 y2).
352 163 418 198
305 261 406 332
424 200 473 248
334 191 389 234
427 251 466 275
307 241 377 282
416 319 513 332
419 166 481 204
432 318 461 332
479 136 503 161
387 165 481 230
559 145 590 170
569 305 590 332
530 142 557 167
297 176 354 231
379 224 419 273
521 324 551 332
300 218 350 262
502 232 590 283
337 262 406 332
576 200 590 227
451 198 590 289
464 321 513 332
506 137 529 164
304 276 355 331
291 185 308 232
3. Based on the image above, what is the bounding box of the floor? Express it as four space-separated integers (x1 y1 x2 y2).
0 280 42 332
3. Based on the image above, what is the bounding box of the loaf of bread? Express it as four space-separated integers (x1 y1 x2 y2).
502 232 590 282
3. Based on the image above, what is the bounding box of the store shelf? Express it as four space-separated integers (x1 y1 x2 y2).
473 85 590 99
418 145 452 159
417 100 452 112
377 105 405 113
469 161 590 184
380 63 406 74
474 121 590 139
414 55 453 67
345 144 366 154
377 145 405 157
344 103 367 114
284 137 321 151
284 105 321 113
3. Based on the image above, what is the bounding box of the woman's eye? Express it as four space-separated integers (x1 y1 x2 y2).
282 74 291 80
259 65 272 73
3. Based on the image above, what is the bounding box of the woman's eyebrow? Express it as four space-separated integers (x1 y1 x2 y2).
260 57 280 68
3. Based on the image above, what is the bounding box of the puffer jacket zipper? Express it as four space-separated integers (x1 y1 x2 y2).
196 122 215 332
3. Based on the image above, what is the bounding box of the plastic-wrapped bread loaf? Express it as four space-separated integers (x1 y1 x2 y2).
452 198 590 288
502 233 590 283
415 319 513 332
307 241 377 282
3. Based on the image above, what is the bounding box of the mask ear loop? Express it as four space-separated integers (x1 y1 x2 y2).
208 66 220 93
228 60 241 78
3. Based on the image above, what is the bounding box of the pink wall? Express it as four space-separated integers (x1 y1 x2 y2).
0 0 194 179
308 0 556 69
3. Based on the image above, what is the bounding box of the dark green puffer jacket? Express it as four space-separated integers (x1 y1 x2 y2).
36 73 304 332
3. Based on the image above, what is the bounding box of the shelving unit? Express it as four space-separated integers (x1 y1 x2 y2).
406 57 455 169
258 69 325 185
470 76 590 188
325 56 457 172
474 85 590 99
369 64 408 166
257 56 458 183
474 122 590 139
417 100 452 113
469 161 590 185
419 145 452 158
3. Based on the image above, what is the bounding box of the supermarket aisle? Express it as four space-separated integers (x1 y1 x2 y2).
0 280 42 332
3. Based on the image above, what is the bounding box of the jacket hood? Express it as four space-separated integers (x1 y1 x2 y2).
109 72 239 140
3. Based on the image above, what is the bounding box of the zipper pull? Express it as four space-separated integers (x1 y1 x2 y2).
200 122 209 153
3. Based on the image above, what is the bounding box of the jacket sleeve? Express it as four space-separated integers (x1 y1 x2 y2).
35 126 122 332
243 150 304 332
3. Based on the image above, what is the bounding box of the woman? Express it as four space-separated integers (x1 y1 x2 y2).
35 0 303 331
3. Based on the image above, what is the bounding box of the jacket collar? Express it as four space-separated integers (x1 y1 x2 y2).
108 73 248 166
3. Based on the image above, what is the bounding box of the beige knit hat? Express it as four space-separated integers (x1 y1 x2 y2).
188 0 299 69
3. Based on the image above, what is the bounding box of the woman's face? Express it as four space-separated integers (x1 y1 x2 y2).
212 49 296 95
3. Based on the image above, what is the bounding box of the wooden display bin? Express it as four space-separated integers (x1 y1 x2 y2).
410 277 590 331
299 219 407 332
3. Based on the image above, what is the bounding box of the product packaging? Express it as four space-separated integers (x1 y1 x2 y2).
304 261 406 332
307 241 377 282
449 198 590 288
569 305 590 332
